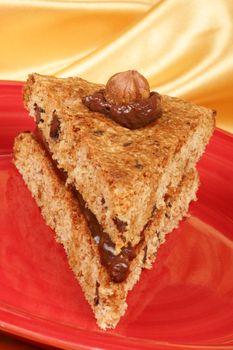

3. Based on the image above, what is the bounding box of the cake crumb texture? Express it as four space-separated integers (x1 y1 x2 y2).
13 132 199 329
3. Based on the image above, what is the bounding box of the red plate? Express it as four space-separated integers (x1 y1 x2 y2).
0 81 233 350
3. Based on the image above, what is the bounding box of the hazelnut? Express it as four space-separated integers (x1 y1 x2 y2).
105 70 150 105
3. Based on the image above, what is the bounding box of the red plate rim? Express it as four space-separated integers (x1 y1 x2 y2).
0 80 232 350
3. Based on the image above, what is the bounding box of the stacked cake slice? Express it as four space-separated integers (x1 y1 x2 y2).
13 72 215 329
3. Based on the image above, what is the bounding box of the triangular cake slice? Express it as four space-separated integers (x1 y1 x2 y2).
14 132 199 329
14 70 215 328
23 73 215 252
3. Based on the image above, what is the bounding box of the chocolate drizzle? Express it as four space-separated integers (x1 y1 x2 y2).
113 217 128 233
82 90 162 129
94 281 100 306
73 188 135 283
34 104 45 124
143 245 148 264
50 111 60 139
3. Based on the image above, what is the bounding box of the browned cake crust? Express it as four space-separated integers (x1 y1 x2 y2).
13 132 199 329
23 73 215 253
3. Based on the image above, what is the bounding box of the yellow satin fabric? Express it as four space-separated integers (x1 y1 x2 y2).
0 0 232 132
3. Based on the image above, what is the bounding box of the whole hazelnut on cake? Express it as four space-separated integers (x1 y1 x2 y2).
82 69 162 129
105 70 150 105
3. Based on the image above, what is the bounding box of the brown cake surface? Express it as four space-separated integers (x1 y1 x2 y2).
23 73 215 253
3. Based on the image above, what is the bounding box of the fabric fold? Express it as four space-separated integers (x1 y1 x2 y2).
0 0 232 131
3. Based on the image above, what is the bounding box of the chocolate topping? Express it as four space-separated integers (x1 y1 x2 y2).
143 245 148 264
155 230 161 243
34 104 45 124
50 111 60 139
94 281 100 306
82 90 162 130
113 217 128 233
74 188 135 283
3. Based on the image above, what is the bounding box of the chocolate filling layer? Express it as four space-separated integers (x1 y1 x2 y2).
34 129 137 283
72 187 136 282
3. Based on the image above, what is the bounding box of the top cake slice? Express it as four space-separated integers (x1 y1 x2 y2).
23 72 215 254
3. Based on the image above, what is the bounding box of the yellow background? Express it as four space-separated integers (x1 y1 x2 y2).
0 0 233 132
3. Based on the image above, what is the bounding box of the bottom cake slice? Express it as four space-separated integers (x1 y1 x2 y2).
13 132 199 329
